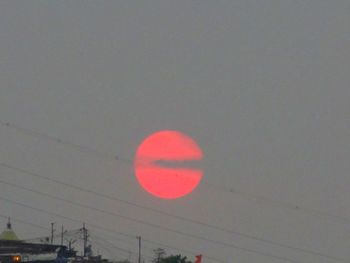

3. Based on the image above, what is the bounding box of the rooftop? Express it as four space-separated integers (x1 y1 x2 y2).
0 218 20 241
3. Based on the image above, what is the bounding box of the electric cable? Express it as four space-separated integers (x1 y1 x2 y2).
1 163 348 263
1 119 348 227
0 195 306 263
0 196 224 263
0 213 50 231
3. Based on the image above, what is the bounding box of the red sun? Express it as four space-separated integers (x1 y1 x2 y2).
134 130 203 199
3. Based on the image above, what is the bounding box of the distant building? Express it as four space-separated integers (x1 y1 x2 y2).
0 219 73 263
0 220 112 263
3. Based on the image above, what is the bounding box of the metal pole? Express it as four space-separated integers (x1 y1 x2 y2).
50 222 55 244
83 223 87 257
138 236 141 263
61 225 64 246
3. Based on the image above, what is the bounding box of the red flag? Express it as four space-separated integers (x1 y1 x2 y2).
195 255 202 263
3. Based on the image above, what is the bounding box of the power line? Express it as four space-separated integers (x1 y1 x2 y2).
90 230 158 260
0 120 122 162
0 196 224 263
89 232 134 256
88 239 125 262
82 227 147 261
89 229 226 263
90 237 134 255
141 237 227 263
90 231 160 261
89 229 142 249
0 212 216 263
0 213 82 245
0 195 305 263
24 229 82 243
88 238 132 262
0 195 137 240
1 119 349 228
202 182 349 225
1 163 348 263
1 180 306 262
0 214 50 231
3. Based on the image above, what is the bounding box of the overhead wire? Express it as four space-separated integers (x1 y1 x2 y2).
1 209 212 262
88 232 134 255
0 120 123 162
0 213 83 246
2 121 350 262
0 213 50 231
89 228 156 257
24 229 82 243
0 196 133 239
88 229 141 250
1 119 349 227
203 182 350 225
1 163 349 263
88 238 129 261
140 237 227 263
0 195 306 263
88 228 227 263
88 232 155 262
0 195 224 263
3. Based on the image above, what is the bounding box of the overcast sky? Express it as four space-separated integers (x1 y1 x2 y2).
0 1 350 262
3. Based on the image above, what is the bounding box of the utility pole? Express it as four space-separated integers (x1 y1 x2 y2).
83 223 88 257
153 248 165 263
50 222 55 244
137 236 141 263
60 225 64 246
68 239 76 250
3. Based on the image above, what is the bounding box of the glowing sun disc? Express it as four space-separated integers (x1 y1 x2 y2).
134 130 203 199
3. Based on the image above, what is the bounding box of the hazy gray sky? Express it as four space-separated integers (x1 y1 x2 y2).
0 1 350 262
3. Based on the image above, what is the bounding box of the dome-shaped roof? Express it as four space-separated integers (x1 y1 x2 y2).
0 218 20 241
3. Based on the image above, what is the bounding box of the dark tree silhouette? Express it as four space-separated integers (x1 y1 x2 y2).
152 248 166 263
159 254 192 263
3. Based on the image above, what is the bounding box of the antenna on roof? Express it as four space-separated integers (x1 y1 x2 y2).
7 217 11 230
